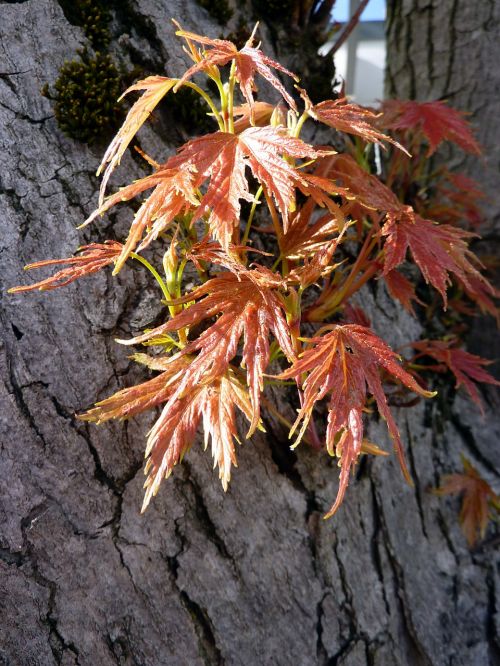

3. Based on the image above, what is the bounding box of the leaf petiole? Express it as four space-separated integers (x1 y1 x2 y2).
130 252 171 303
242 185 263 247
181 81 225 131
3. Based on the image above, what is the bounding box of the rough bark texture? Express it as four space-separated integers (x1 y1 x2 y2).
0 2 499 665
386 0 500 366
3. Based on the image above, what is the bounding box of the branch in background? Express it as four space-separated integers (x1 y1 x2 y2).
329 0 369 55
310 0 337 26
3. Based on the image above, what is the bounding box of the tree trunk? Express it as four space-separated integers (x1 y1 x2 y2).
0 2 498 665
385 0 500 365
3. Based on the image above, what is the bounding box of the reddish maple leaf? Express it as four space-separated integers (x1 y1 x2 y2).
119 269 295 436
428 172 485 228
142 369 255 509
164 126 325 243
295 172 354 216
185 239 272 275
317 154 402 219
435 457 499 546
83 166 199 273
282 205 342 261
233 101 281 132
80 358 254 510
383 269 424 316
462 276 500 323
412 339 500 411
96 76 177 202
8 241 122 293
282 202 349 288
276 324 432 516
174 24 298 111
80 354 190 424
311 98 406 152
381 211 492 307
280 160 354 258
380 99 481 156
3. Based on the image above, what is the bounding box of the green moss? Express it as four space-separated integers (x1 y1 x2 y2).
58 0 111 49
47 49 122 143
196 0 233 25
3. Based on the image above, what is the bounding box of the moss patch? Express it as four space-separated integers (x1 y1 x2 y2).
58 0 111 49
45 50 122 144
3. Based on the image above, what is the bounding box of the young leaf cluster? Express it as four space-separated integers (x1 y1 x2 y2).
12 23 498 523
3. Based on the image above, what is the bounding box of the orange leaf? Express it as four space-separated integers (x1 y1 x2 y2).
276 324 433 516
380 99 481 156
317 153 402 218
312 98 407 152
283 206 348 288
174 24 298 112
436 457 498 546
381 211 492 307
165 127 326 242
96 76 177 202
8 241 122 293
119 269 295 437
412 339 500 411
233 101 280 132
79 355 190 423
142 369 255 509
83 166 199 274
282 205 341 260
80 360 255 510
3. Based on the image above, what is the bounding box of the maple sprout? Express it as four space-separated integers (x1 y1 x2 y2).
10 21 498 527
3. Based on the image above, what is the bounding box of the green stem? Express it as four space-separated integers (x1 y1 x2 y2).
242 186 263 246
182 81 224 131
174 258 188 299
292 111 309 138
227 60 237 134
130 252 171 304
207 68 228 125
263 187 288 275
131 252 187 347
271 254 282 272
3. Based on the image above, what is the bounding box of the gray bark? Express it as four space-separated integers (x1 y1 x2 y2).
0 2 498 665
385 0 500 364
385 0 500 231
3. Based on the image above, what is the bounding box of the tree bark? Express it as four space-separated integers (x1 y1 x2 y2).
0 2 498 665
385 0 500 365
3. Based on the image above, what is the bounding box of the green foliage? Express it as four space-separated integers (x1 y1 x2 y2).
49 50 122 143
